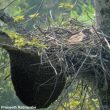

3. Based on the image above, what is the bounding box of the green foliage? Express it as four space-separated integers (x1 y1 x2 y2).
77 0 95 24
57 83 99 110
4 30 26 47
3 30 47 49
29 13 39 20
58 0 95 25
59 2 73 10
40 0 95 29
0 49 24 106
27 38 47 49
13 15 24 22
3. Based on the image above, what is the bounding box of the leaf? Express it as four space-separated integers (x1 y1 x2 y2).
13 15 24 22
29 13 39 19
27 38 47 49
59 3 73 10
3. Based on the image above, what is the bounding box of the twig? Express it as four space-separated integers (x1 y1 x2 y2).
3 0 17 10
44 49 58 75
74 48 91 79
103 37 110 49
22 0 44 25
92 25 104 43
4 74 10 80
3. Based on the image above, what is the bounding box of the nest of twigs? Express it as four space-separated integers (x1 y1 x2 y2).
1 19 110 109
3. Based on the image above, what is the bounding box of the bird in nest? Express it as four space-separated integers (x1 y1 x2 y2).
67 28 92 44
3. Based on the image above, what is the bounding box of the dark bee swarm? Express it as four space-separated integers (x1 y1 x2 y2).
6 48 66 109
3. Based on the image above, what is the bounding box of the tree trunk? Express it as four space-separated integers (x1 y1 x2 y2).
94 0 110 109
94 0 110 37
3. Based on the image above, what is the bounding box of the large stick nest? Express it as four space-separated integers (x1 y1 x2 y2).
19 24 110 80
0 17 110 109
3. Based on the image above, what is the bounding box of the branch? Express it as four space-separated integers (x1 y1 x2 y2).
0 10 28 34
0 31 12 44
